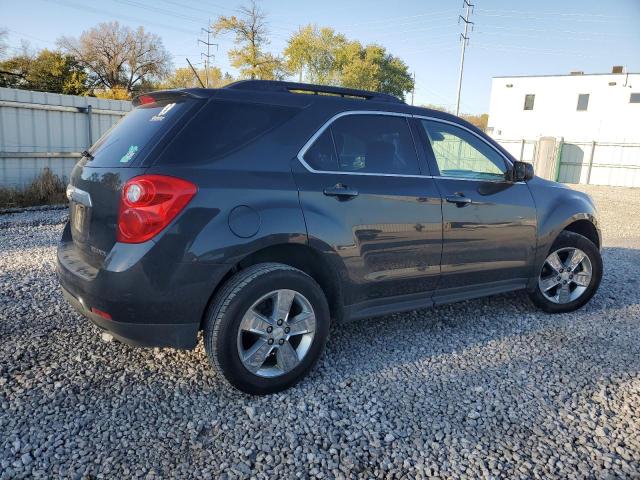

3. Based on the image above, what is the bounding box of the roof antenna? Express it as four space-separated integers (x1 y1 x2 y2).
186 58 206 88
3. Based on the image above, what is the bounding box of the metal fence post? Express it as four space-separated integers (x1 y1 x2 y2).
585 141 596 185
86 104 93 149
554 137 564 182
519 139 525 161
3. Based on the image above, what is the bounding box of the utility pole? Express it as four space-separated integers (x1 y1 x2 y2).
411 72 416 106
455 0 474 116
198 20 218 88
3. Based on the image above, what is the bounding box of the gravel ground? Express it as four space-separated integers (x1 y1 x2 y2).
1 185 639 479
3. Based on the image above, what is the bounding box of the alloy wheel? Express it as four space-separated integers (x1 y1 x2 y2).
538 247 593 304
236 289 316 378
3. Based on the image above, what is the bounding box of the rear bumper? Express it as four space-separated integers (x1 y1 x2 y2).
57 222 229 349
61 285 199 349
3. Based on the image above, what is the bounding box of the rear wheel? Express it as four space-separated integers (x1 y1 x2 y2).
528 231 602 313
203 263 330 394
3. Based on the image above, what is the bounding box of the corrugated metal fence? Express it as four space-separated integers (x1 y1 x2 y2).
496 138 640 187
2 87 639 188
0 87 131 188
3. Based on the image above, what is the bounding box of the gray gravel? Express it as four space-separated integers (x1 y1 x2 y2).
1 184 640 479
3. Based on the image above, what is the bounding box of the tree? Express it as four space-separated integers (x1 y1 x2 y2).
0 28 8 58
422 104 489 131
58 22 172 94
159 66 234 89
463 113 489 131
0 49 88 95
284 26 414 100
213 1 284 80
284 25 347 84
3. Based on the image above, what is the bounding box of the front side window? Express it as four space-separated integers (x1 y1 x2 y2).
577 93 589 111
421 120 507 181
524 94 535 110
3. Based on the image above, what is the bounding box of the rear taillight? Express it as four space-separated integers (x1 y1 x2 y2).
117 175 197 243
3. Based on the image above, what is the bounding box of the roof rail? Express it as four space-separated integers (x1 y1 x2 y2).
225 80 404 104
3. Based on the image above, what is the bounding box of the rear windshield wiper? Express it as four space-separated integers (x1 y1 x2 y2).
81 150 94 161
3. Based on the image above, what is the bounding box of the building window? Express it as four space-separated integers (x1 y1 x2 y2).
577 94 590 111
631 93 640 103
523 94 535 110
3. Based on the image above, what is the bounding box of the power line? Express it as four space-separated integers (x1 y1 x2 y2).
474 11 623 23
472 43 594 58
475 8 624 19
456 0 474 116
46 0 196 35
334 9 460 28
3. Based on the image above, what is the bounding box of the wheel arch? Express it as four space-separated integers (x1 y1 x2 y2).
200 242 345 329
562 218 600 249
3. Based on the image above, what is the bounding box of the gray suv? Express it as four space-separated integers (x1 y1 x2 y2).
58 80 603 394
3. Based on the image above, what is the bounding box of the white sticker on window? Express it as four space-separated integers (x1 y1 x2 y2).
150 102 176 122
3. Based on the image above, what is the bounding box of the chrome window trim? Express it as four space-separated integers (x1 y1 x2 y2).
296 110 430 178
296 110 522 183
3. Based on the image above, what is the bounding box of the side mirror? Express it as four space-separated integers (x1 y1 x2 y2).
512 161 534 182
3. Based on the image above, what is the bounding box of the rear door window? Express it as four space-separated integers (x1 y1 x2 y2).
88 97 192 167
303 129 338 171
329 114 420 175
158 100 300 164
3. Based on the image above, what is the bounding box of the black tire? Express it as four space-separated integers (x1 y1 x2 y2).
528 231 602 313
203 263 330 395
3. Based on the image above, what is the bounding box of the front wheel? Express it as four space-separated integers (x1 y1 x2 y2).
528 231 603 313
203 263 330 394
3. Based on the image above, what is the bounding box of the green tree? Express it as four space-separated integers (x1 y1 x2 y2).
284 25 347 84
338 42 413 100
213 0 284 80
284 26 414 100
0 49 88 95
59 22 172 94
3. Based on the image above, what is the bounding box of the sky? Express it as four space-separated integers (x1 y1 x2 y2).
1 0 639 113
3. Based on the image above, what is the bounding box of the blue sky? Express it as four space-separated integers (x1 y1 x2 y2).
2 0 639 113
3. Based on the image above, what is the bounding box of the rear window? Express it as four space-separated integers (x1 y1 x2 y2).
87 97 192 167
157 100 300 164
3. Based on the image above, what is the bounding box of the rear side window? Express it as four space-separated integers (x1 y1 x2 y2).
304 114 419 175
159 100 299 164
88 98 191 167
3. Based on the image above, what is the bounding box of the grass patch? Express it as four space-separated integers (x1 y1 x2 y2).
0 168 67 209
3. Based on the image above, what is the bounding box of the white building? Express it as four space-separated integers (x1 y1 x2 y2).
487 69 640 143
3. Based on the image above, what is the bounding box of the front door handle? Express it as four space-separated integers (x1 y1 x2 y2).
323 183 359 200
445 194 472 206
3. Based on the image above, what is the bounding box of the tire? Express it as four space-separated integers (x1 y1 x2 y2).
203 263 330 395
528 231 602 313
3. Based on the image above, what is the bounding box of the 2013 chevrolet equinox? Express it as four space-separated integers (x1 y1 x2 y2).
58 80 603 394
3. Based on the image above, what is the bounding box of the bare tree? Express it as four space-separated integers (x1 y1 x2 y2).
213 0 284 80
0 28 8 58
58 22 172 93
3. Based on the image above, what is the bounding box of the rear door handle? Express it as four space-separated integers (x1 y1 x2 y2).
323 184 359 200
445 194 472 206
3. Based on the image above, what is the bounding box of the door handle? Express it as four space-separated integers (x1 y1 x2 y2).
445 194 472 206
323 183 359 200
